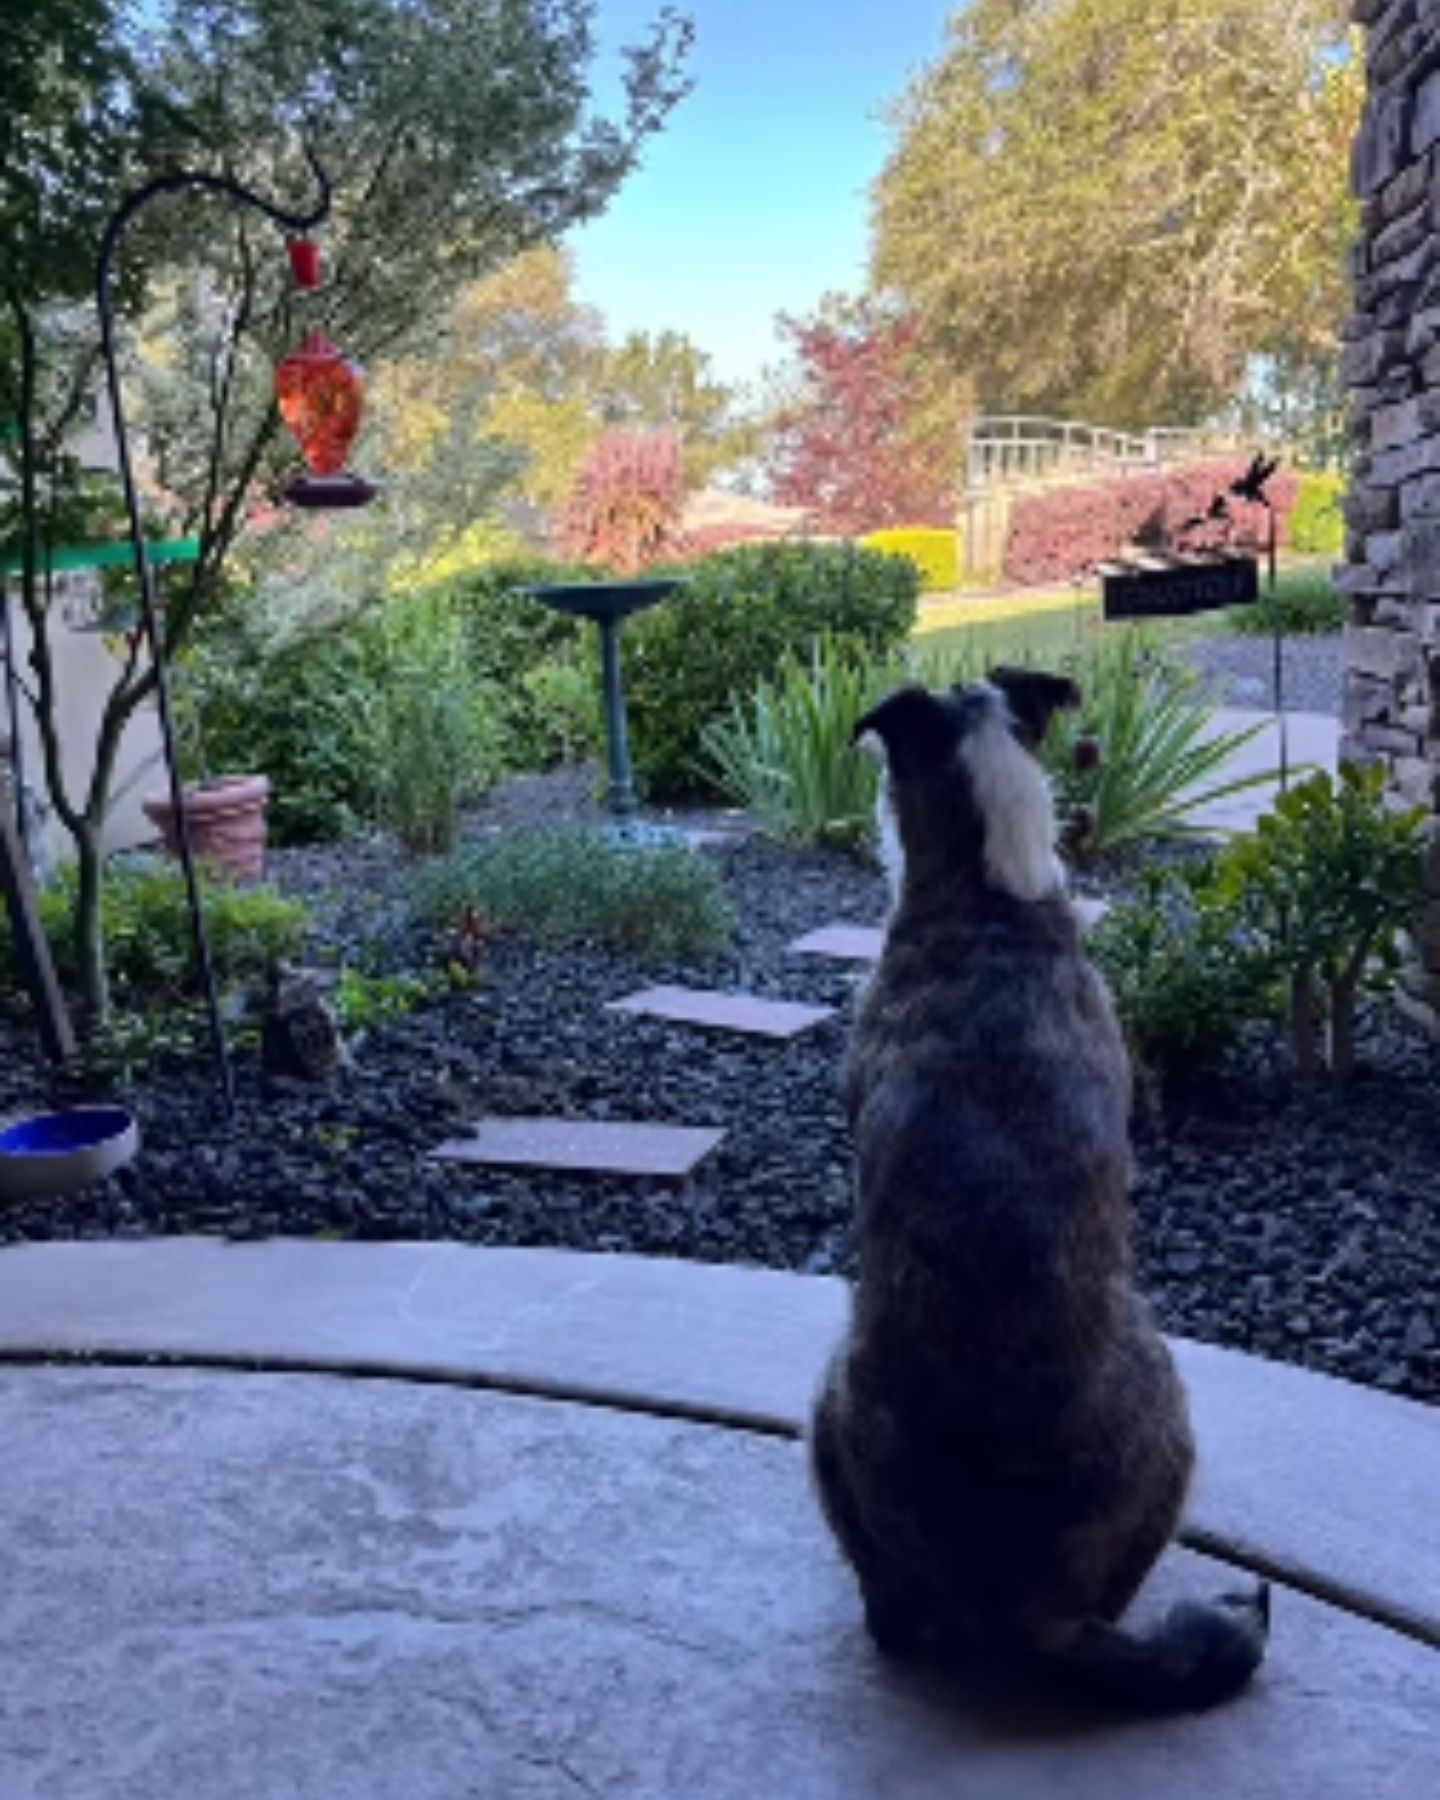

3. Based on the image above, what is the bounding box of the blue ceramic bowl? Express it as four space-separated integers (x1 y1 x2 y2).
0 1107 139 1201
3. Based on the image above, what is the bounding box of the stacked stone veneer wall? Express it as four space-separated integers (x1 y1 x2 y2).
1344 0 1440 1024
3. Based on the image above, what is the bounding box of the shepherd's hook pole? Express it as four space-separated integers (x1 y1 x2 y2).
96 152 331 1111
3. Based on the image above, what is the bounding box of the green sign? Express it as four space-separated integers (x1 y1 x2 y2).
0 538 201 578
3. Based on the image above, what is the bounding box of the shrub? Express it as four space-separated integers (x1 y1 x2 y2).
1286 471 1345 558
373 598 507 856
432 558 595 769
1003 459 1300 586
1223 566 1347 637
184 570 553 846
623 541 919 797
331 968 439 1033
181 626 383 844
1042 631 1281 861
1215 764 1428 1076
702 637 903 848
861 527 959 593
412 830 735 958
1089 861 1274 1090
560 428 688 573
2 858 310 1009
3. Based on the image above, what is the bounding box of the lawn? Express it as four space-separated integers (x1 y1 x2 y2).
914 562 1341 670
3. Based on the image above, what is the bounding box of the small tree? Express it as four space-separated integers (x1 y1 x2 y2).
767 295 964 535
1217 765 1428 1078
560 427 687 574
1 0 692 1028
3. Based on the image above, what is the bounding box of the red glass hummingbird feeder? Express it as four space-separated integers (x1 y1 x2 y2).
275 239 377 509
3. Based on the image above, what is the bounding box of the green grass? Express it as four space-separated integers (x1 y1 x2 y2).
912 560 1336 673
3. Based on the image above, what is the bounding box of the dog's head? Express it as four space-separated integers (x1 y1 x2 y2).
854 668 1079 904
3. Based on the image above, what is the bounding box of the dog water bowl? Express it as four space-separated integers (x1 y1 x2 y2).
0 1107 139 1202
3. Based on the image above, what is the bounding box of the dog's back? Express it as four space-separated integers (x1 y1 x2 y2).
811 674 1267 1710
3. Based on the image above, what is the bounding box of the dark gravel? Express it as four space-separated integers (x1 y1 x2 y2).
1180 633 1341 714
2 778 1437 1405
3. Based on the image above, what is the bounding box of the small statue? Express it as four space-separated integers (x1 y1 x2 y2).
260 960 348 1084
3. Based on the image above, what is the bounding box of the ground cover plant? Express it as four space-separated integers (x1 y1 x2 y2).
411 829 736 959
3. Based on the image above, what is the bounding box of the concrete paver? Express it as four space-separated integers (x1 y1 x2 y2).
606 984 835 1039
432 1118 725 1180
0 1364 1435 1800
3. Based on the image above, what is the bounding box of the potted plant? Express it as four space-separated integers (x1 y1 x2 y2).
142 771 272 882
141 633 272 882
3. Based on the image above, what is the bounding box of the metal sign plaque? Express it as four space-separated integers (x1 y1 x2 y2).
1101 554 1259 621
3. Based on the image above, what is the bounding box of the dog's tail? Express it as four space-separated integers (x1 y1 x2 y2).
1022 1584 1270 1713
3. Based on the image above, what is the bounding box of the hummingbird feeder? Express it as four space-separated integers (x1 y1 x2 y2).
275 240 377 510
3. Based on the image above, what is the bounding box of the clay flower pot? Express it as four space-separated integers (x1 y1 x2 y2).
143 775 271 883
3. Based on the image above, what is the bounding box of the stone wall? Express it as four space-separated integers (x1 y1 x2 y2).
1343 0 1440 1024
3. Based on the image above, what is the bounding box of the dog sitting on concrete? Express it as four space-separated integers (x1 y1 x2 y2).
810 669 1268 1712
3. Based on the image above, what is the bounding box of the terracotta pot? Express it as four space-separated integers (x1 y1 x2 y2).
143 775 271 883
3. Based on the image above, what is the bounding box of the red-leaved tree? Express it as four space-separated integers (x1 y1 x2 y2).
768 299 964 535
560 429 688 573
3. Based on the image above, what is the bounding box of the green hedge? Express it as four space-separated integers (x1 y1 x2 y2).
1287 472 1345 558
622 542 919 797
184 545 919 837
860 527 959 593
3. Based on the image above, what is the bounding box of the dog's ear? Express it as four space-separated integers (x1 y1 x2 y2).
988 667 1081 749
853 686 958 780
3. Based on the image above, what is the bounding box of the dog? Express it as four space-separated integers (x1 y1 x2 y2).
810 669 1269 1711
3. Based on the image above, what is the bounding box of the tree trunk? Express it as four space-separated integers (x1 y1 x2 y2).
73 823 109 1032
1289 968 1322 1076
1329 947 1369 1081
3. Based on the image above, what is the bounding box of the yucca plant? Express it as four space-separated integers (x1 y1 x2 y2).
701 636 903 847
1042 631 1282 862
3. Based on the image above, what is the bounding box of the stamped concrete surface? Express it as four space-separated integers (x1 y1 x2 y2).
1 1365 1437 1800
0 1241 1434 1650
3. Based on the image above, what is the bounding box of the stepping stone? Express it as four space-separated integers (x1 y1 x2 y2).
433 1117 724 1181
791 901 1109 965
607 984 834 1040
788 924 886 962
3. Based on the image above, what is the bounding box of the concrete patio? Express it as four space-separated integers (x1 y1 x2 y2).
0 1239 1435 1798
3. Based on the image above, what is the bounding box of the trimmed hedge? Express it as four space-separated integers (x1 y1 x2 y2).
861 526 959 593
1004 459 1301 586
1287 471 1345 558
623 541 920 797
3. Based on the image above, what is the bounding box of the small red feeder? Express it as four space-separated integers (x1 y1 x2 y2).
276 240 376 510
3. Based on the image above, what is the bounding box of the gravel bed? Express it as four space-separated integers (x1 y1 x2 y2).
2 776 1436 1405
1180 632 1341 714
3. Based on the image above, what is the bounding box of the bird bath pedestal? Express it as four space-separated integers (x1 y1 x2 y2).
524 578 685 842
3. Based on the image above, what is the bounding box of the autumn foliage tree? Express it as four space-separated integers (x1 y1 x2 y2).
767 299 965 535
560 428 688 574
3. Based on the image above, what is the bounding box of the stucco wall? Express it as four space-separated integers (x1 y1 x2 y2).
3 572 164 873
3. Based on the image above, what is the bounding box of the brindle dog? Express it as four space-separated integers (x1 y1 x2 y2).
811 670 1268 1711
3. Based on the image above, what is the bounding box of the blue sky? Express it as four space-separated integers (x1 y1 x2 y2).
568 1 955 393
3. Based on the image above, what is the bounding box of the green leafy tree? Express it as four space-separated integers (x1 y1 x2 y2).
1 0 692 1027
873 0 1360 427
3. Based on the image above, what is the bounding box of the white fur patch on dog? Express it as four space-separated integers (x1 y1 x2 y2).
960 690 1064 902
873 769 904 908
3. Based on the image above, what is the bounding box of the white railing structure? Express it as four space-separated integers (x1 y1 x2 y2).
960 416 1252 578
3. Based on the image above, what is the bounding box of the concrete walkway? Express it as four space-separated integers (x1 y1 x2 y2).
1189 709 1340 834
0 1240 1435 1798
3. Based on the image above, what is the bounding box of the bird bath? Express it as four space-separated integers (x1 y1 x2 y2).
523 578 686 842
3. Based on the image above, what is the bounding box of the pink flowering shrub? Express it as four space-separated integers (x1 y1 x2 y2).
1003 460 1300 586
